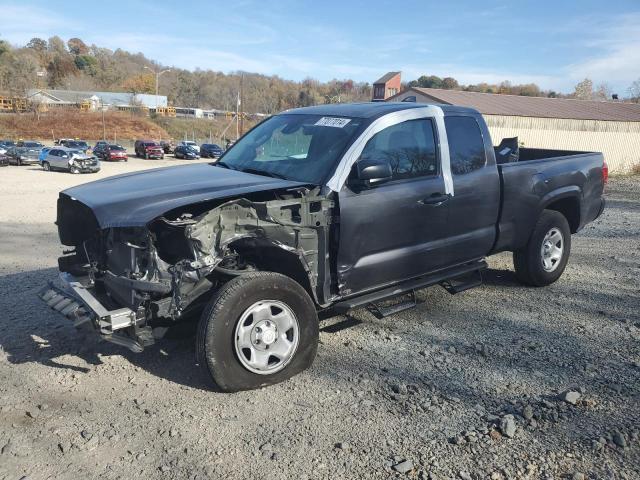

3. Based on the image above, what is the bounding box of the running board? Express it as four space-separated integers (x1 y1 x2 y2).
440 270 483 295
368 292 417 319
331 260 487 314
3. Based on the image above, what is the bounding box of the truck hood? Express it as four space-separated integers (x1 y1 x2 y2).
61 163 309 228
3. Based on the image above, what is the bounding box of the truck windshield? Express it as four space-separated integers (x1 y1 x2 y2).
219 114 362 184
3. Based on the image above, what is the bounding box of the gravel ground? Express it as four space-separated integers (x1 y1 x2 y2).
0 162 638 480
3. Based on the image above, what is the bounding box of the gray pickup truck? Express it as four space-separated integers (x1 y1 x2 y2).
40 102 606 392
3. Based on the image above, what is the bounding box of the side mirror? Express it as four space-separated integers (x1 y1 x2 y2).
351 157 393 187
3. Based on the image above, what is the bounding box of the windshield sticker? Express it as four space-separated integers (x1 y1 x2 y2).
315 117 351 128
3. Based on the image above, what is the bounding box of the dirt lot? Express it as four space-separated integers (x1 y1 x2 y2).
0 161 638 480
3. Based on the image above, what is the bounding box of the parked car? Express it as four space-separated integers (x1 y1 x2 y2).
6 142 43 165
0 153 9 167
55 138 74 146
61 140 91 154
39 147 52 162
174 145 200 159
0 140 15 154
40 102 606 392
200 143 224 159
94 143 128 162
160 140 175 154
40 147 100 174
134 140 164 159
178 140 200 153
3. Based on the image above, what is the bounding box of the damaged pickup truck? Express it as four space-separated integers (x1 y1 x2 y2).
40 102 607 391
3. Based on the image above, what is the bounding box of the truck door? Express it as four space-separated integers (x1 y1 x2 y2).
336 117 451 296
443 115 500 262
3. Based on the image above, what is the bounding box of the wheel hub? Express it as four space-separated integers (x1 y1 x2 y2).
251 320 278 348
234 300 299 375
540 228 564 272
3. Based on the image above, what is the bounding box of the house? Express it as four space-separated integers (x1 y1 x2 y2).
26 89 168 111
387 87 640 173
372 72 401 102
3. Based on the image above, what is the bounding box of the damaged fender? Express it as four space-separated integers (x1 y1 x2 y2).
184 192 334 304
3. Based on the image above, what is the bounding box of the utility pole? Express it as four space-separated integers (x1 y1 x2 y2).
144 66 172 112
239 73 244 137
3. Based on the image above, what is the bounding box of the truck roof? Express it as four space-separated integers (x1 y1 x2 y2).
283 102 479 119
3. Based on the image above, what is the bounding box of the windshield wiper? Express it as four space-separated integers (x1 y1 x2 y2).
241 168 287 180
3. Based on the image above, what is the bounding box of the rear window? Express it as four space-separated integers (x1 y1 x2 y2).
24 142 43 148
445 116 486 175
144 142 159 147
109 145 125 150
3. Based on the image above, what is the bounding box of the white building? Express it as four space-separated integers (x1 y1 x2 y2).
26 89 168 110
389 87 640 173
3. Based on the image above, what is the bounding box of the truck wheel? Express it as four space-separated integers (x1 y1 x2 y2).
196 272 319 392
513 210 571 286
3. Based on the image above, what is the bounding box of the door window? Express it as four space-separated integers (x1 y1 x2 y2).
444 116 486 175
359 118 438 180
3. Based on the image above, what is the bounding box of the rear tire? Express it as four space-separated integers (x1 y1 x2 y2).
196 272 319 392
514 210 571 286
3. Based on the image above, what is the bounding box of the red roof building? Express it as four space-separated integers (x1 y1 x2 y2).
372 72 401 102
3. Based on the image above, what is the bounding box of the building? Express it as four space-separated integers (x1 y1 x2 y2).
387 87 640 173
372 72 401 102
26 89 168 111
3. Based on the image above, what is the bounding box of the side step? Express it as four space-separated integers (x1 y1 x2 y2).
440 270 483 295
368 292 417 319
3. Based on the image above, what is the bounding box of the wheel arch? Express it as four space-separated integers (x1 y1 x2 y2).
229 239 317 305
542 191 581 233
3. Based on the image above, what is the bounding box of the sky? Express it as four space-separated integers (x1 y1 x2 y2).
1 0 639 94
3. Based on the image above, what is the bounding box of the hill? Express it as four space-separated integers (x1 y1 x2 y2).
0 111 169 142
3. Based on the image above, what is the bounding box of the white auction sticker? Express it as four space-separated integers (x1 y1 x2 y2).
314 117 351 128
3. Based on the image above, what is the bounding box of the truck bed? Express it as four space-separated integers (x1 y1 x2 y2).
491 148 606 253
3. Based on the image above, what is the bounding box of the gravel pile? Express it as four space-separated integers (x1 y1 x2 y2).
0 164 638 479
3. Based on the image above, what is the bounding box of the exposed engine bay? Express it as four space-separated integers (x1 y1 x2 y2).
52 187 334 350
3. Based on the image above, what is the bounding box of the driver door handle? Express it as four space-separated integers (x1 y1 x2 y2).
419 193 451 206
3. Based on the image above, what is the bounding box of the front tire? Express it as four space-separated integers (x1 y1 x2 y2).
514 210 571 286
196 272 319 392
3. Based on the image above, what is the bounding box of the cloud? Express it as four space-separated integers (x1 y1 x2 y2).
0 5 68 43
564 12 640 88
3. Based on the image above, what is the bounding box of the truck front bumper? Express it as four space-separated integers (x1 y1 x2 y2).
38 273 147 352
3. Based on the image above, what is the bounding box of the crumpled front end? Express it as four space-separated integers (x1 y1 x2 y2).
41 188 334 352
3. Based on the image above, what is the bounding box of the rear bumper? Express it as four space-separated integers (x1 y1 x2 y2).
38 273 144 352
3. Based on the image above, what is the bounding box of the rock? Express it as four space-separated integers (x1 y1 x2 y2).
522 405 534 420
572 473 585 480
459 472 472 480
562 391 581 405
391 383 408 395
80 430 93 441
392 459 414 474
335 442 350 450
169 428 177 437
612 431 627 448
500 415 517 438
159 465 170 473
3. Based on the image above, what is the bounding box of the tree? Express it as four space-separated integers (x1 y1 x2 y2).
122 73 155 95
26 37 47 52
67 38 88 56
627 79 640 103
573 78 594 100
441 77 459 89
593 83 612 101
